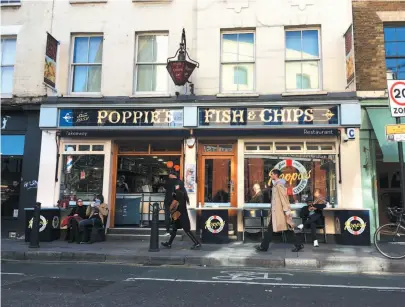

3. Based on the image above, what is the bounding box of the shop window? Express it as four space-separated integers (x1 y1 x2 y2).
118 141 149 153
151 141 181 152
92 145 104 151
1 37 16 95
275 143 304 152
71 35 103 93
245 143 272 153
78 145 91 151
285 29 320 91
306 143 335 152
1 156 23 218
221 32 255 92
65 145 77 152
244 155 337 205
59 154 105 204
134 33 168 93
117 155 180 193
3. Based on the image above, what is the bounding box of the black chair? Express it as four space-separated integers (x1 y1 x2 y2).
302 215 327 244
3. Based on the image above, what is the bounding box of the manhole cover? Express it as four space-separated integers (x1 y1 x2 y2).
3 277 114 294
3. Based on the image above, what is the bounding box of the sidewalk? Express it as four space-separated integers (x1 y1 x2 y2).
2 239 404 274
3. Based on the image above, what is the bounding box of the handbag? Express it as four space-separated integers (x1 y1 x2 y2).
169 199 181 221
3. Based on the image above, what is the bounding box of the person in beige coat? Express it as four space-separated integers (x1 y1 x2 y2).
256 169 304 252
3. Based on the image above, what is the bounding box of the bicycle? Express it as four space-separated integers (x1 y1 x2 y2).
374 207 405 259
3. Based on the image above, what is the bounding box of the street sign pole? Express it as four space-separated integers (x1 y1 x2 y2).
396 117 405 209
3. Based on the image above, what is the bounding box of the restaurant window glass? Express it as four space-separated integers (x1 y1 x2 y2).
244 155 337 205
1 156 23 218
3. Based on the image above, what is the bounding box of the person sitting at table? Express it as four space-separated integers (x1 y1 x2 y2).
297 189 327 247
65 198 87 243
249 183 264 203
79 195 108 244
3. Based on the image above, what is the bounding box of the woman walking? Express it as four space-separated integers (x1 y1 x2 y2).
161 181 201 250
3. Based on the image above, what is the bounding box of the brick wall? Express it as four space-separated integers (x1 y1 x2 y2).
353 0 405 91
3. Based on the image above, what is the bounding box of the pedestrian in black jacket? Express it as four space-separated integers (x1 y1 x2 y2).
66 199 87 243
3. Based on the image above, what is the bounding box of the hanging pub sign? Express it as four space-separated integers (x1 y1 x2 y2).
198 106 339 127
59 108 184 128
44 32 59 90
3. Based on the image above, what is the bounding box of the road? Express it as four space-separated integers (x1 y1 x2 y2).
2 261 405 307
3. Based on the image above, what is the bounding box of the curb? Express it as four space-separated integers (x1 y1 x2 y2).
2 250 404 273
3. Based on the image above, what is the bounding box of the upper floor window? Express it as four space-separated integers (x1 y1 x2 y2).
134 33 168 94
0 0 21 5
221 32 255 92
70 35 103 93
285 29 320 91
1 38 16 95
384 26 405 80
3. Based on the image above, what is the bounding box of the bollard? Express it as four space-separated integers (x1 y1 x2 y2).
149 202 160 252
29 202 41 248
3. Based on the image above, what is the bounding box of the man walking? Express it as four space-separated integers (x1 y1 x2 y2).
255 169 304 252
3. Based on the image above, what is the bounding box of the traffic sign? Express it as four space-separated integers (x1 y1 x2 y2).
386 124 405 142
388 80 405 117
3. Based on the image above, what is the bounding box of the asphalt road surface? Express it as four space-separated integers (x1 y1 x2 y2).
2 261 405 307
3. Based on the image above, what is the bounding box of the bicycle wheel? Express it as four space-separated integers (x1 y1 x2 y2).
374 223 405 259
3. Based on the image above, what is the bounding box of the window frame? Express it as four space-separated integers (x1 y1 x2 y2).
133 32 169 95
69 34 104 95
284 27 322 92
220 30 256 93
0 36 17 95
0 0 21 6
384 25 405 80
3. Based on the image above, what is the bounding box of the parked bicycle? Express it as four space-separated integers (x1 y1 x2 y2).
374 207 405 259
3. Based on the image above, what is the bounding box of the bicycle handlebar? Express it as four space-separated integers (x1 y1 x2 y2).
388 207 404 217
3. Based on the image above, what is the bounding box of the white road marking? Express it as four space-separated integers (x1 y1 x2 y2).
212 271 293 281
1 272 25 276
124 277 405 291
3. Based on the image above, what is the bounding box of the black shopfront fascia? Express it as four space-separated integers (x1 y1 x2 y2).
1 110 42 236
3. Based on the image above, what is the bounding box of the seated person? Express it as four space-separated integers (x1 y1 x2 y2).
65 198 87 243
79 194 108 244
249 183 264 203
297 189 326 247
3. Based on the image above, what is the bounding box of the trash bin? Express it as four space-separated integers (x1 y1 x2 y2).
332 209 371 246
24 208 61 242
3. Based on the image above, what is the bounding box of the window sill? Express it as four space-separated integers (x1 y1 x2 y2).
69 0 108 4
131 93 171 98
0 94 13 99
217 93 260 98
0 3 21 8
281 91 328 97
133 0 172 3
64 94 103 98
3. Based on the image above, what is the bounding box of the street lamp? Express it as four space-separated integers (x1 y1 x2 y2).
166 28 199 86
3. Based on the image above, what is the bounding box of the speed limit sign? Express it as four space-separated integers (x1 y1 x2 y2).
388 80 405 117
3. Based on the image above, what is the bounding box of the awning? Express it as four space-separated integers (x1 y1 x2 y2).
0 135 25 156
366 108 405 163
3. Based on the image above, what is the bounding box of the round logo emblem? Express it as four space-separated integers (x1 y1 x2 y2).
205 215 225 234
28 215 48 232
344 216 366 235
52 216 60 229
272 160 310 195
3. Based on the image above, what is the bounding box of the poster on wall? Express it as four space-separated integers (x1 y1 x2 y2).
185 164 196 193
44 32 59 90
344 25 355 85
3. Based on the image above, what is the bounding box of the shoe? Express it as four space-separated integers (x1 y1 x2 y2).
164 232 171 237
292 244 304 252
191 243 201 250
313 240 319 247
255 245 268 252
297 224 304 230
161 242 172 249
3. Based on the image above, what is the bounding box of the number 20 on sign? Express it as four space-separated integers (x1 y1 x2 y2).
388 80 405 117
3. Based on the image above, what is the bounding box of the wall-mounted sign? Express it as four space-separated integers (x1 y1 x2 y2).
44 32 59 90
344 25 355 85
386 124 405 142
59 108 183 128
199 106 339 127
344 216 367 236
270 159 311 195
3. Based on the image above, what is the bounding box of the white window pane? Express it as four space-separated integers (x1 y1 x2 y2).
0 66 14 94
1 39 16 65
72 66 88 92
302 30 319 59
137 36 156 62
286 62 302 90
302 61 319 89
155 35 168 63
222 64 238 91
238 33 254 62
89 37 103 63
73 37 89 63
222 34 238 62
235 64 254 91
87 65 102 92
286 31 301 60
136 64 167 92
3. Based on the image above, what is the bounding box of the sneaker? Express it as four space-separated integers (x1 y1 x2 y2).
255 245 268 252
161 242 172 249
291 244 304 252
191 243 201 250
297 224 304 230
313 240 319 247
164 232 171 237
